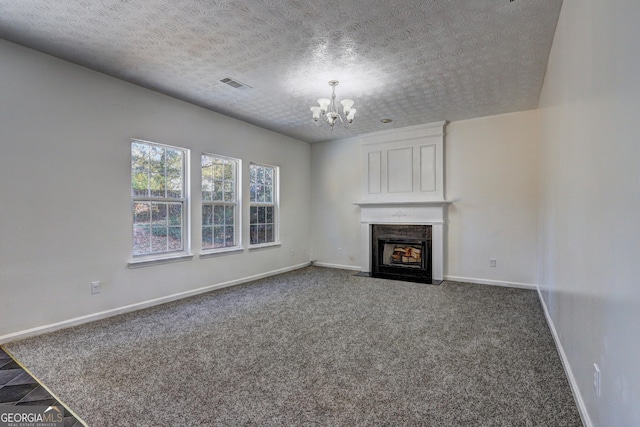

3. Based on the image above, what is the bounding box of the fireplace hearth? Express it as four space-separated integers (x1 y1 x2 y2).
371 224 433 284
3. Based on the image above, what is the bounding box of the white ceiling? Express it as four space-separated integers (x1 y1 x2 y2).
0 0 563 143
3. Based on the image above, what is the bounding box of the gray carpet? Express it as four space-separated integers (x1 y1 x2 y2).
4 267 582 426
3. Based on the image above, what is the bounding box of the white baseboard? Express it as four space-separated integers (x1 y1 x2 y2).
537 286 593 427
311 262 361 271
444 275 537 290
0 262 311 345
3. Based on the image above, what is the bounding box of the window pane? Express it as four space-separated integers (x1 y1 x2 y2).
212 205 223 225
213 180 223 201
202 175 213 191
132 172 149 197
132 143 149 171
256 185 265 203
225 206 234 225
256 166 265 185
151 227 168 252
266 224 274 243
166 149 182 175
213 164 224 180
213 226 224 247
150 146 165 174
202 205 213 226
166 175 182 199
265 167 273 185
152 203 167 225
264 185 272 204
133 225 150 255
258 224 266 243
250 164 257 183
223 181 234 202
250 183 257 202
168 204 182 226
133 202 151 224
201 155 213 169
250 206 257 224
257 206 265 223
225 226 234 246
250 224 258 245
150 173 166 198
224 163 234 180
265 206 273 224
168 227 182 251
202 226 213 249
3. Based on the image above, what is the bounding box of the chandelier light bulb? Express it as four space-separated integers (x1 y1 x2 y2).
310 106 321 121
347 108 356 123
341 99 354 115
317 98 330 113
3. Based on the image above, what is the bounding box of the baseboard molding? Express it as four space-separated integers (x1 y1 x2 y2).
443 275 537 290
311 262 361 271
537 287 593 427
0 262 311 345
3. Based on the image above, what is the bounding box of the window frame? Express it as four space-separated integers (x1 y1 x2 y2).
248 162 280 248
129 139 192 267
201 153 242 255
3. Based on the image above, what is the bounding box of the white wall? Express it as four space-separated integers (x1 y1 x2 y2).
309 136 362 269
446 111 539 287
537 0 640 425
0 39 311 339
310 111 539 288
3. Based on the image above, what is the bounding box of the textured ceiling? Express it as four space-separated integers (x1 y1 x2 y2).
0 0 562 143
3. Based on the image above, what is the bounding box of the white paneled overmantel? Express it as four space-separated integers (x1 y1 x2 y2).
361 121 447 204
357 122 450 281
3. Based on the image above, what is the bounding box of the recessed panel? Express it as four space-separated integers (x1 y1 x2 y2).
420 144 436 192
387 148 413 193
368 151 382 194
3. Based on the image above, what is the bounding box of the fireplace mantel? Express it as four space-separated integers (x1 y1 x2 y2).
355 201 451 207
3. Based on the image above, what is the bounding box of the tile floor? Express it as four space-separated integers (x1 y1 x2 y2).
0 347 82 426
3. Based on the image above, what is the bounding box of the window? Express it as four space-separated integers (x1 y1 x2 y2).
249 163 278 245
131 140 188 257
201 154 240 250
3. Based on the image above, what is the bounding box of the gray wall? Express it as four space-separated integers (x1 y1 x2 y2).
0 39 311 339
538 0 640 425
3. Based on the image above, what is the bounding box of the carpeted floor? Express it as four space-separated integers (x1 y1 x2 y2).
4 267 582 426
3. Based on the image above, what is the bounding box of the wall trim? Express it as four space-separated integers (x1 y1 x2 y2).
537 286 593 427
0 262 311 345
311 262 361 271
443 275 536 290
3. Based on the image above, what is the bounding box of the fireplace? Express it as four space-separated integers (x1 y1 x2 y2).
371 224 432 284
357 121 449 284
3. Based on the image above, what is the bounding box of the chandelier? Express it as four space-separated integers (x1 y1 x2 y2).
310 80 356 130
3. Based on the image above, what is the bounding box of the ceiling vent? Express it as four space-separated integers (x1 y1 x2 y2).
220 77 252 89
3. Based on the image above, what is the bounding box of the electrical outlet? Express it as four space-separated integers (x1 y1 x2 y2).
291 248 295 257
593 363 601 397
91 281 101 295
490 259 497 268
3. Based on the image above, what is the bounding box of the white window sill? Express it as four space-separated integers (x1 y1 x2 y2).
248 242 281 250
200 246 245 258
128 253 194 269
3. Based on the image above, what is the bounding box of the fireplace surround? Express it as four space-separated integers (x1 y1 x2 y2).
357 201 447 284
